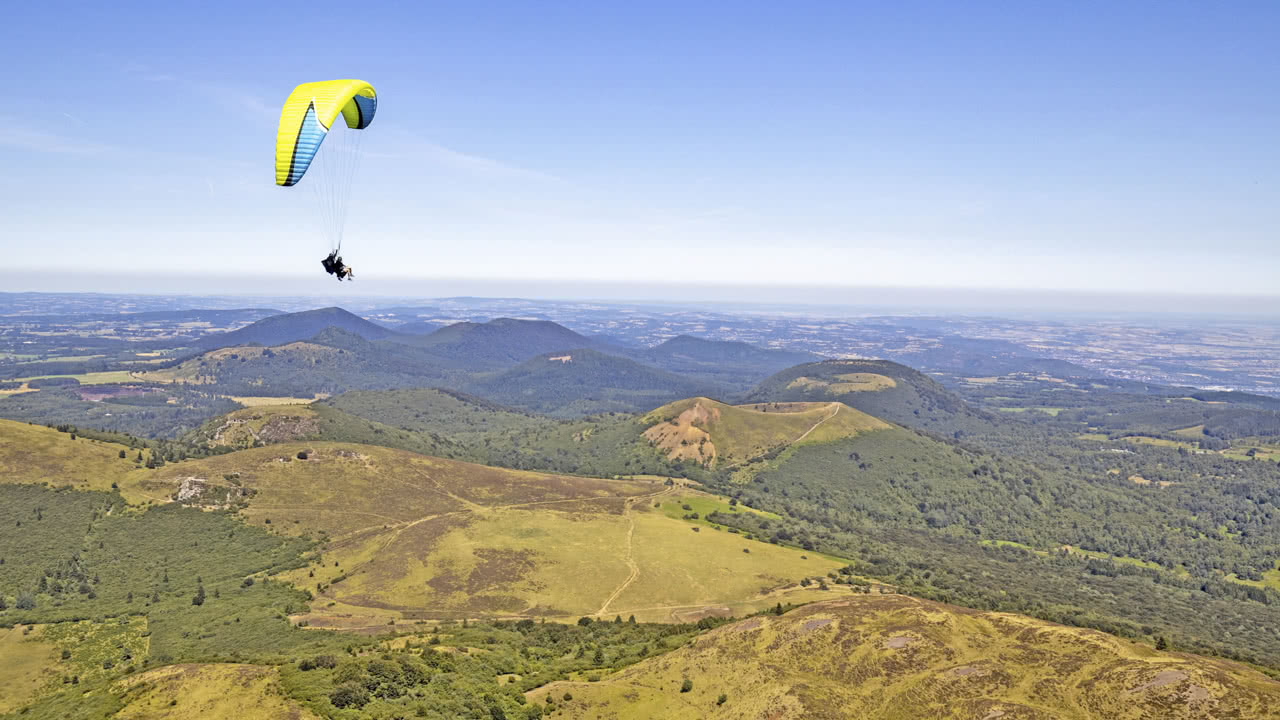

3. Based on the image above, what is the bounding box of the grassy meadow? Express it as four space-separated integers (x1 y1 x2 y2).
128 441 845 627
0 419 145 492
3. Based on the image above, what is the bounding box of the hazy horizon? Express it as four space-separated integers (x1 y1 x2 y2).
8 271 1280 317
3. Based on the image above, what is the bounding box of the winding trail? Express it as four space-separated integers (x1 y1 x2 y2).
792 402 841 444
593 486 675 617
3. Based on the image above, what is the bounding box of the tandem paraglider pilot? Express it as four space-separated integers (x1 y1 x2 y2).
321 250 354 281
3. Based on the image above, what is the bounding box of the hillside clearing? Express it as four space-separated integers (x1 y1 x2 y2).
788 371 898 394
0 625 60 714
112 663 320 720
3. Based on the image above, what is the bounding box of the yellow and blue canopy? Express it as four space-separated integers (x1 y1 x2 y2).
275 79 377 187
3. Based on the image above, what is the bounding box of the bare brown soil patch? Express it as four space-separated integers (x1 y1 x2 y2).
1130 669 1187 693
467 548 541 594
643 400 719 465
258 415 321 443
800 618 834 633
883 635 916 649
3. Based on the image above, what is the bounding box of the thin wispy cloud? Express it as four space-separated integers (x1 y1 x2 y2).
203 84 278 124
0 123 117 155
116 59 175 83
370 130 564 184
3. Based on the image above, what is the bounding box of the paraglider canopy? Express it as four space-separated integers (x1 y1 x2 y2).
275 79 376 186
275 79 377 256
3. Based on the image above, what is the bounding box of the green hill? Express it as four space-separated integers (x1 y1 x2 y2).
394 318 603 369
746 358 995 436
319 387 544 442
181 403 469 460
180 393 673 478
535 593 1280 719
641 397 889 468
194 307 398 350
138 333 463 398
465 349 718 416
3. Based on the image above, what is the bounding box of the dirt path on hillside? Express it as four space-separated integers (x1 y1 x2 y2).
593 486 675 617
792 403 841 444
369 489 657 548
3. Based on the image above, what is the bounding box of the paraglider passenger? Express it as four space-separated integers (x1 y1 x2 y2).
321 250 354 281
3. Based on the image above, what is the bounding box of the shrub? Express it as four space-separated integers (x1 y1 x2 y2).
329 684 370 709
680 678 693 693
717 693 728 705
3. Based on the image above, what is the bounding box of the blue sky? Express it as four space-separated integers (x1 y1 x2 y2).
5 1 1279 299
